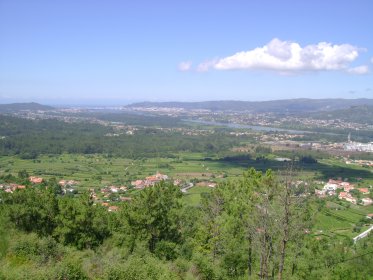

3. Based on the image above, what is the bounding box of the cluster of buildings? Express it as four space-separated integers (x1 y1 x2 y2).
58 179 79 187
0 176 45 193
344 142 373 153
315 179 372 205
131 172 169 189
90 187 131 212
58 179 79 194
92 173 171 211
89 172 176 211
345 159 373 167
29 176 43 184
1 172 173 212
100 185 127 195
0 183 26 193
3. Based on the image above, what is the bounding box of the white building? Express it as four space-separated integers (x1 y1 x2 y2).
344 142 373 152
323 183 338 192
362 197 373 206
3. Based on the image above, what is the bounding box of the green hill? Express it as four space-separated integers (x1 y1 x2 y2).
308 105 373 125
0 102 54 113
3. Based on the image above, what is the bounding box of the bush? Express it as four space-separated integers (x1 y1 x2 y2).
52 259 88 280
299 155 317 164
154 241 178 260
10 233 39 259
9 233 63 263
192 253 218 280
104 255 178 280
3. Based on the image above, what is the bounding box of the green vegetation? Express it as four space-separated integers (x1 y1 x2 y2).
309 105 373 125
0 102 54 113
182 186 211 207
0 115 242 158
1 112 373 279
1 169 373 279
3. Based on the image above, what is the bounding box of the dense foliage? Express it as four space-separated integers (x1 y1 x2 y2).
0 115 239 158
308 105 373 125
1 169 372 279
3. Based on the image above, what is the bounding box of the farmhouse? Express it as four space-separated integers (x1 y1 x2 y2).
59 179 79 187
0 183 26 193
315 189 326 198
338 192 357 204
131 180 146 189
361 197 373 206
323 183 338 191
343 185 355 192
10 184 26 191
29 176 43 184
131 172 169 189
357 188 370 194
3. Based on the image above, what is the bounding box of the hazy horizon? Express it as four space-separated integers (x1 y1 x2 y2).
2 97 373 108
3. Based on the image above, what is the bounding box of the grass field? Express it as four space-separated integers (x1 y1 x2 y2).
0 153 246 189
1 152 371 186
314 200 373 239
182 186 212 207
318 158 373 186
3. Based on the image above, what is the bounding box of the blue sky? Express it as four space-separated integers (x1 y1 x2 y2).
0 0 372 105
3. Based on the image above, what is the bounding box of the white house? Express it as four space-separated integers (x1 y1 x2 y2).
362 197 373 206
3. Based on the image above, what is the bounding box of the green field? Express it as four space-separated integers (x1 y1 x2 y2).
0 153 245 189
314 201 373 239
182 186 211 207
1 151 372 240
319 158 373 185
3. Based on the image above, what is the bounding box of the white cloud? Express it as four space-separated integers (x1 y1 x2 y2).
347 65 369 75
178 61 192 71
198 38 363 74
196 60 217 72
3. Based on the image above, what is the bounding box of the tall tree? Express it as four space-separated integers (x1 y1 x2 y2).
2 187 58 236
120 181 183 259
55 192 110 249
195 168 312 279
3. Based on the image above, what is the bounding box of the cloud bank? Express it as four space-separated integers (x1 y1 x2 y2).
192 38 368 74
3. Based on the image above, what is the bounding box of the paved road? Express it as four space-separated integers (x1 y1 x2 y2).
181 183 194 193
353 225 373 243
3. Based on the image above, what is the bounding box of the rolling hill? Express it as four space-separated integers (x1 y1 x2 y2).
0 102 54 113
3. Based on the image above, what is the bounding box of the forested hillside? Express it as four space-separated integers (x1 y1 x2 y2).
0 116 239 158
0 102 54 113
308 105 373 125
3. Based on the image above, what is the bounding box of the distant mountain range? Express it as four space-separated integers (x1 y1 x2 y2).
127 98 373 113
1 100 373 120
0 102 54 113
308 105 373 125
